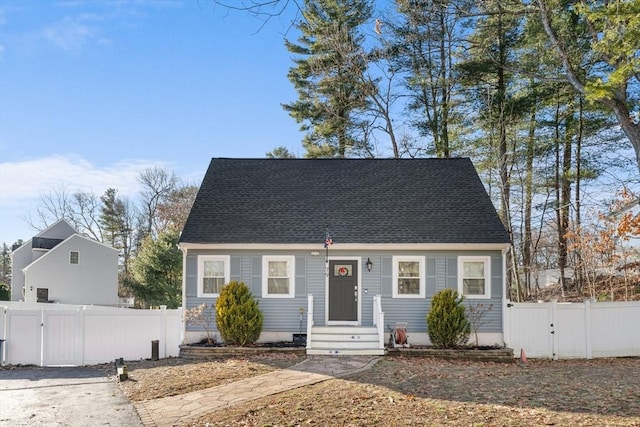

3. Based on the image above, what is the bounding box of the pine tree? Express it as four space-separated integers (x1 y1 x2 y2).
128 230 182 309
0 243 11 300
388 0 467 158
100 188 127 250
283 0 373 158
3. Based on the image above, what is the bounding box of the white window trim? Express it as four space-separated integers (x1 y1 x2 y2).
458 256 491 299
197 255 230 298
392 256 425 298
262 255 295 298
69 251 79 264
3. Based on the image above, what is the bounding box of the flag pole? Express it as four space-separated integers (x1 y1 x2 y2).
324 225 332 277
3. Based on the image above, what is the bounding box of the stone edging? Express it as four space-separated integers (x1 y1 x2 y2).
387 347 514 362
179 345 306 359
180 345 514 362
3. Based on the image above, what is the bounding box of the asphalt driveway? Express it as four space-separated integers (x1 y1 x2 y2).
0 366 142 426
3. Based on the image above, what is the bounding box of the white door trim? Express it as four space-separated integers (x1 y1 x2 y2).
325 256 362 326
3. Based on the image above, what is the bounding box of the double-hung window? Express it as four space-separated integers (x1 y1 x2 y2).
392 256 425 298
458 256 491 299
69 251 79 264
262 256 295 298
197 255 230 297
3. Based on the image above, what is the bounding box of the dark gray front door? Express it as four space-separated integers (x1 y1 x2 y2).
328 260 358 322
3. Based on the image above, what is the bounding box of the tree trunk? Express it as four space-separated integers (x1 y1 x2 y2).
560 103 573 294
439 9 450 158
537 0 640 172
574 97 584 293
607 97 640 171
522 102 536 301
553 96 565 295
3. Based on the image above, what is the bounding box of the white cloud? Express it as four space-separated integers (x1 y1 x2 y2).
0 155 169 244
42 14 105 53
0 154 166 206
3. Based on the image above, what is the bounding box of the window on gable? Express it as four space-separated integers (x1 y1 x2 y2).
458 256 491 299
197 255 230 297
392 256 425 298
70 251 79 264
262 256 295 298
37 288 49 303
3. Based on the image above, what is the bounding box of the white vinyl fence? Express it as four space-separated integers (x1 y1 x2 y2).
0 302 183 366
504 300 640 359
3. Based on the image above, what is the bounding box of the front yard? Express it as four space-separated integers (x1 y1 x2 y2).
118 355 640 426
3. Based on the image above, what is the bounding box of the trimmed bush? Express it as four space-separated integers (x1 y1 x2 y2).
215 281 264 346
427 289 470 348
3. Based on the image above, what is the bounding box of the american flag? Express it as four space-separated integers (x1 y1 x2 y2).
324 233 333 248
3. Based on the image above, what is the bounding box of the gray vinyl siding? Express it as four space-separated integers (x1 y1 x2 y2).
382 255 503 336
185 249 504 336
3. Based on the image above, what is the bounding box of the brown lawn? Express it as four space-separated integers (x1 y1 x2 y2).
118 354 640 426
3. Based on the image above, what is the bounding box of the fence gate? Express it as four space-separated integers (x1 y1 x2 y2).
5 309 42 365
43 310 82 366
505 302 556 359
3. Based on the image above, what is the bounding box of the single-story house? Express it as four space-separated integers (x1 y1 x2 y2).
10 219 119 306
179 158 511 355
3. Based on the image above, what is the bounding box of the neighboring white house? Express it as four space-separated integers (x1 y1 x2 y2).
10 219 119 306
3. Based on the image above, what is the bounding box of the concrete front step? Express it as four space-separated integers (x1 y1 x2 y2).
308 326 384 356
311 326 379 335
311 333 379 342
306 348 386 356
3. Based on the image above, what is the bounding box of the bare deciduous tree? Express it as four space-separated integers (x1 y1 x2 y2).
138 167 179 239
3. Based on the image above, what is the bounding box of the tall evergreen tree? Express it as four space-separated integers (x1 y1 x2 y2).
283 0 373 158
100 188 126 249
0 243 11 300
127 230 182 309
388 0 467 158
100 188 136 280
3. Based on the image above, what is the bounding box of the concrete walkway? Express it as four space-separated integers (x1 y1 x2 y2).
135 356 380 427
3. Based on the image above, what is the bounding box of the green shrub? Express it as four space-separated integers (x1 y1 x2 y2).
215 281 264 346
0 282 9 301
427 289 470 348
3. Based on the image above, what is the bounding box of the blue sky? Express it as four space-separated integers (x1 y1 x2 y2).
0 0 308 245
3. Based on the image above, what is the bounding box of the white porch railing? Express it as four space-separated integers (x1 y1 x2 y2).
305 294 385 352
373 295 385 350
306 294 314 349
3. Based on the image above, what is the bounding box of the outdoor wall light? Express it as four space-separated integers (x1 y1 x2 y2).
366 257 373 272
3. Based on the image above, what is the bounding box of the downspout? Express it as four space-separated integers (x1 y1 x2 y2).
502 246 509 348
22 267 32 304
179 244 187 345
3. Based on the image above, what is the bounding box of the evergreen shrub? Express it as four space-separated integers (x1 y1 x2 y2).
215 281 264 346
427 289 470 348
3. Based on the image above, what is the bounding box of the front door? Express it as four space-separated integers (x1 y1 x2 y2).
328 260 358 323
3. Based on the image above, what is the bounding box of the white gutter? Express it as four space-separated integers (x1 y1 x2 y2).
178 242 510 251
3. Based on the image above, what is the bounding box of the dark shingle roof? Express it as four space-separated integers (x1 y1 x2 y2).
32 237 64 250
179 158 510 245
